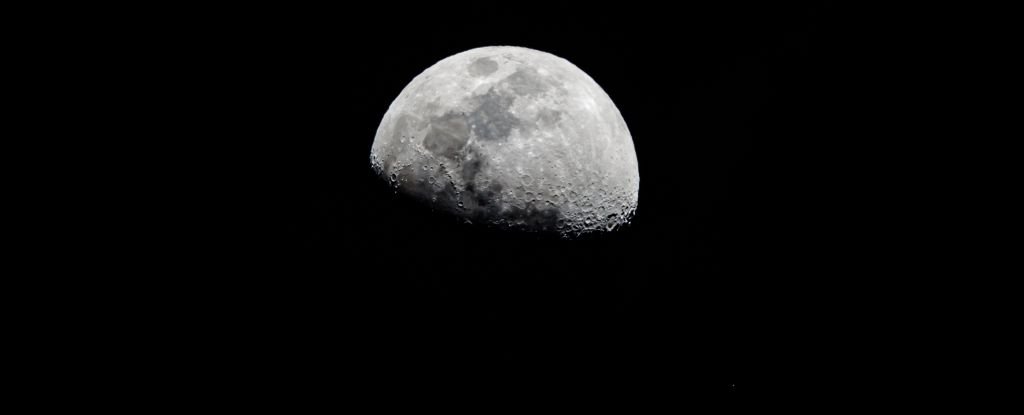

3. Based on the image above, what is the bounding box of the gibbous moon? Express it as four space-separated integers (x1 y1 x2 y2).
371 46 639 237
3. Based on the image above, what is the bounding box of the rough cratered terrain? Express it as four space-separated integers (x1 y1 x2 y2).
371 46 639 237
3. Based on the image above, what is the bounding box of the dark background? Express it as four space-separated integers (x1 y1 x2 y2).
152 1 843 409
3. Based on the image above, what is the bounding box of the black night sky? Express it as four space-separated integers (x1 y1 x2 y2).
163 2 844 409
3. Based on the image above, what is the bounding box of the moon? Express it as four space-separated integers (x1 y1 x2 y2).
370 46 639 237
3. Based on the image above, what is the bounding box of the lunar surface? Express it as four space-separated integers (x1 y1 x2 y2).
370 46 639 237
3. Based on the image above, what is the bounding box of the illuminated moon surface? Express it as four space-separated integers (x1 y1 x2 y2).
370 46 639 237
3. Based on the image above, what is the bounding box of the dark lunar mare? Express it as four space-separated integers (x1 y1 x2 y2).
422 111 470 159
458 145 563 232
408 64 570 233
503 66 550 97
467 88 519 142
468 57 499 77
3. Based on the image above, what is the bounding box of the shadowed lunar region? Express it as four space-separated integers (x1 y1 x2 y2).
371 46 639 237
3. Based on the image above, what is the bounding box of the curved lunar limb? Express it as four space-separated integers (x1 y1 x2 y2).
371 46 639 237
